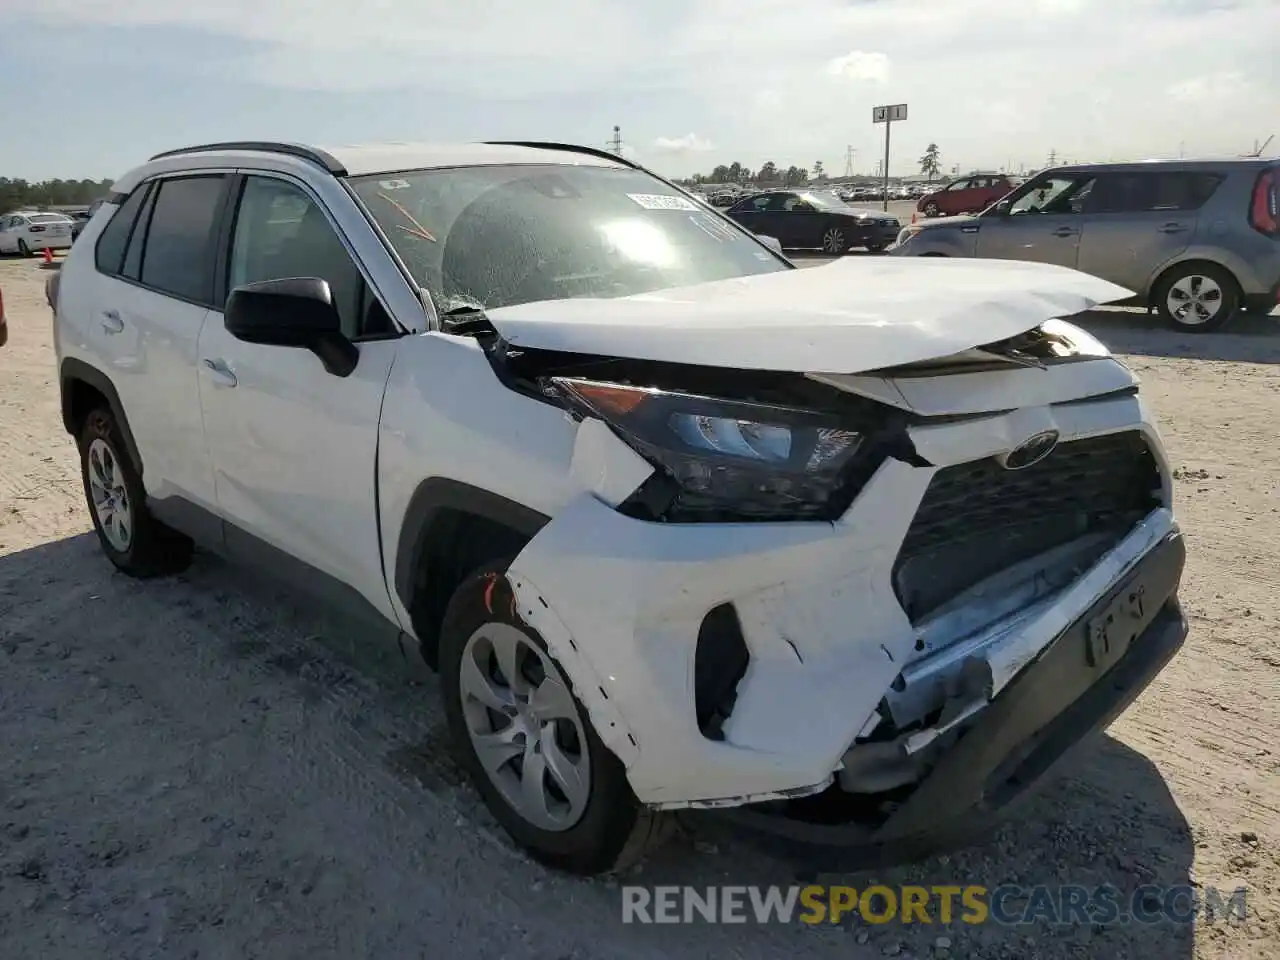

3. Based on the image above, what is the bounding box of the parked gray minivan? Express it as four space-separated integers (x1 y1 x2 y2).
890 158 1280 332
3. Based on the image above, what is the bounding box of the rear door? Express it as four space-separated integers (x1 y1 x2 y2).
78 175 227 509
1075 170 1214 293
975 173 1094 269
937 179 973 216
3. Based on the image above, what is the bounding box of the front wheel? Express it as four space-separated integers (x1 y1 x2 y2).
822 226 847 255
17 239 31 257
1153 264 1240 333
439 567 671 875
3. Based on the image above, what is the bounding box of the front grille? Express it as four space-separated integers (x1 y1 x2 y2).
892 431 1161 622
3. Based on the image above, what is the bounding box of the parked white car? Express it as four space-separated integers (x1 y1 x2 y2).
52 140 1188 875
0 211 74 255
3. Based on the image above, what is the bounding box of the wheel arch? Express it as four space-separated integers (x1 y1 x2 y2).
394 477 550 669
59 358 143 474
1145 256 1243 304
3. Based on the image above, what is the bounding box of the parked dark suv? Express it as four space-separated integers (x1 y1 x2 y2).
892 159 1280 331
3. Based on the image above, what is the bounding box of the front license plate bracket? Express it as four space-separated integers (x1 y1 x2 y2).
1086 581 1147 669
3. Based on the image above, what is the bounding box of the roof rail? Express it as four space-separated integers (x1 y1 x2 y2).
483 141 644 172
148 141 346 175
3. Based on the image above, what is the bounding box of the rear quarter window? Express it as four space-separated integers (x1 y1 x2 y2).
137 176 227 304
94 186 151 275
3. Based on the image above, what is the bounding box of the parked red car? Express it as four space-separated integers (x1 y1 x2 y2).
917 174 1014 218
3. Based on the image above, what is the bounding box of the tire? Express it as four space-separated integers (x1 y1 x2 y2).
17 239 31 258
78 407 193 577
1152 262 1240 333
439 566 671 875
867 243 887 254
923 202 940 218
822 226 847 255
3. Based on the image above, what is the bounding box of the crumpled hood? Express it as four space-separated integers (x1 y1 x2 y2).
482 257 1132 374
916 214 979 229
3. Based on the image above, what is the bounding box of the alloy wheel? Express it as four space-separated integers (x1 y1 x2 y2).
1166 274 1223 326
458 622 591 832
87 437 132 552
823 227 846 254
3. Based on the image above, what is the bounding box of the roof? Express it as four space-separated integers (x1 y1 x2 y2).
148 140 629 178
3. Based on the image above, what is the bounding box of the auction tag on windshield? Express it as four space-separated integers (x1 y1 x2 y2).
627 193 698 211
379 179 412 190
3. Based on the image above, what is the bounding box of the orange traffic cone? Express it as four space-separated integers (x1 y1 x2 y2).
43 247 54 265
910 212 917 225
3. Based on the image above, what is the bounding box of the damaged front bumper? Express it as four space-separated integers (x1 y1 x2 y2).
503 391 1180 812
695 529 1186 860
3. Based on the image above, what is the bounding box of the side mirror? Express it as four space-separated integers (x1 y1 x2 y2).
224 277 359 377
757 234 784 254
992 199 1012 216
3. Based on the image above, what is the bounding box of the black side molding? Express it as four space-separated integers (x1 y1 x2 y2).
393 478 550 612
59 358 143 475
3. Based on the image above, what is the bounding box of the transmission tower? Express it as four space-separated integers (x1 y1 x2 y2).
608 125 623 155
843 145 856 177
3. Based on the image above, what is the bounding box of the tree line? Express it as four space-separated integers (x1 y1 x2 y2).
682 143 945 186
0 177 115 213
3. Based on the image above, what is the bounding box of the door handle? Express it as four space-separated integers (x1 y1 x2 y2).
101 310 123 334
1158 223 1187 234
201 358 238 388
1052 227 1078 238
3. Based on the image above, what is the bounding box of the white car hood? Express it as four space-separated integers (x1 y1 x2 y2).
482 257 1131 374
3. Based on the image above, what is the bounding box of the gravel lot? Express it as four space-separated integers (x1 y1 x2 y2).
1 255 1277 960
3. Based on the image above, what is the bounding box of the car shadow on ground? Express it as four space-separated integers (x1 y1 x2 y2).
647 736 1197 958
1076 308 1280 364
0 532 1198 960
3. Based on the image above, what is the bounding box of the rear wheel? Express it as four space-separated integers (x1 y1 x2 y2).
923 201 940 218
78 407 193 577
440 567 670 875
1153 263 1240 333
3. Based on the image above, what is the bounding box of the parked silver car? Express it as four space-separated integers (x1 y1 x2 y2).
890 158 1280 331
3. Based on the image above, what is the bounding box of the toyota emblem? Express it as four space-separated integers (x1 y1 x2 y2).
998 430 1061 470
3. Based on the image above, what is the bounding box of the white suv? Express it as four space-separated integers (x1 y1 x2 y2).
52 140 1188 875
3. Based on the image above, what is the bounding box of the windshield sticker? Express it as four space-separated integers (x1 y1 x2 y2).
379 179 412 190
627 193 699 212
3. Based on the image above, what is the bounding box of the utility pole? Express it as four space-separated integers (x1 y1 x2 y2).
843 145 856 178
608 125 623 155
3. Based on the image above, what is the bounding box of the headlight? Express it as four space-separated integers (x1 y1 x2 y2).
1040 318 1110 357
548 377 864 522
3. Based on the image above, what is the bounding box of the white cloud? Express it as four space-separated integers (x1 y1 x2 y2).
1 0 1276 175
652 133 714 153
1168 71 1249 103
825 51 889 84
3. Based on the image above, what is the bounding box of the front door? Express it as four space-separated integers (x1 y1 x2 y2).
196 172 400 614
975 174 1094 270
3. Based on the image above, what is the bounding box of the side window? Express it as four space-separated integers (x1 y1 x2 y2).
228 176 366 338
139 176 226 303
972 177 989 189
1153 172 1223 211
761 194 790 212
782 195 812 211
1009 176 1085 215
122 185 157 280
94 184 151 276
945 179 970 192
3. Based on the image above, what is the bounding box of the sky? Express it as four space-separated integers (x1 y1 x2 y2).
0 0 1275 183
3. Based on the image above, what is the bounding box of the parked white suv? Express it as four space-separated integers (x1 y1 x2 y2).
52 140 1188 875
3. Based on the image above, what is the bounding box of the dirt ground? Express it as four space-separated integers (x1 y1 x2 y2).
1 254 1277 960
